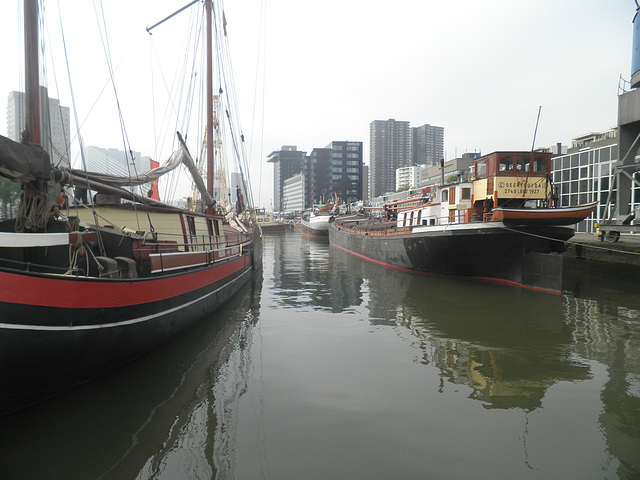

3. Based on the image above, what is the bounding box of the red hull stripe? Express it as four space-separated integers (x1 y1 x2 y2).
330 243 561 295
0 255 252 309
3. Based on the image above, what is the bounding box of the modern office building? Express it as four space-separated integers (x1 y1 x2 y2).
307 147 332 205
6 88 71 168
369 119 411 199
327 140 363 204
282 173 305 213
267 145 306 211
551 128 618 233
411 123 444 167
420 155 477 187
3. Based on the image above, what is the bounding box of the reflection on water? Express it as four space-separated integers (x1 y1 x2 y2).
329 241 640 479
330 245 588 412
0 271 262 480
0 230 638 479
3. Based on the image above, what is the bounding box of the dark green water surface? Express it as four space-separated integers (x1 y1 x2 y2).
1 230 638 479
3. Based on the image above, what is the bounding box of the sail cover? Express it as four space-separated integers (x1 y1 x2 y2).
68 143 215 207
68 146 186 187
0 134 51 182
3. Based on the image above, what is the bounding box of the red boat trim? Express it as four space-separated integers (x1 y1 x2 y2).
0 255 252 309
302 231 329 239
329 243 562 295
0 266 253 332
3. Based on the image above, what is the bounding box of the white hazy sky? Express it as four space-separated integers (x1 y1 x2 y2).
0 0 636 209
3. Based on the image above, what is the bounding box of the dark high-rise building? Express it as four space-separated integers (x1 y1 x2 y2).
267 145 306 211
305 141 363 206
307 147 331 205
412 123 444 167
369 119 411 199
327 140 363 204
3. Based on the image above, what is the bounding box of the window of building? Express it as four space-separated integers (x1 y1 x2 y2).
441 190 448 202
580 153 589 166
461 187 471 200
570 155 578 168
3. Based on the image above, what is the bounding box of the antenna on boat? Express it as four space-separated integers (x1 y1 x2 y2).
531 106 542 151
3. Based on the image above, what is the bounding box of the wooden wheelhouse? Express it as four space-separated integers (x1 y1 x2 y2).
471 151 555 220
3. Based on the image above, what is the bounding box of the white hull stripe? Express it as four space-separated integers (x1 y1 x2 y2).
0 232 70 247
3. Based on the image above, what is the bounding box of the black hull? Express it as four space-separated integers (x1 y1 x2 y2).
0 257 255 415
329 221 574 293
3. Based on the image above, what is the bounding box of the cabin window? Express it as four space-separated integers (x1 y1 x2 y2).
461 187 471 200
187 216 196 236
441 190 449 202
499 156 513 172
417 210 422 225
186 216 197 250
476 160 487 177
533 156 548 173
410 212 415 226
517 156 530 172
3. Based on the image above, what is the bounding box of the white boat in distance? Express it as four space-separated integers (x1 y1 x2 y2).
301 204 335 239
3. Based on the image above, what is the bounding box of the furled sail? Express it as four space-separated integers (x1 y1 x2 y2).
66 135 216 207
67 146 185 188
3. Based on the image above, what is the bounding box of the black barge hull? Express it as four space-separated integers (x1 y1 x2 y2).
329 219 574 293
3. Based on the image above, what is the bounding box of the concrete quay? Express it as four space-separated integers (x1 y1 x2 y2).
562 232 640 288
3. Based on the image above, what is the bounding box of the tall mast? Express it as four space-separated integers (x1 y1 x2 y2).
205 0 215 210
24 0 40 146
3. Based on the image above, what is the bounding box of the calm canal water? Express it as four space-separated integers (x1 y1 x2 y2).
0 229 639 479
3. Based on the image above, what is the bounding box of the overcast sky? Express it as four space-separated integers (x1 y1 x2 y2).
0 0 636 209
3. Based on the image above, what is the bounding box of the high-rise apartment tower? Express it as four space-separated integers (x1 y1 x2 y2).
411 123 444 167
369 119 411 199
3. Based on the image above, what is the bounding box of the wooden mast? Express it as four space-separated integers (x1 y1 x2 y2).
205 0 215 213
24 0 40 146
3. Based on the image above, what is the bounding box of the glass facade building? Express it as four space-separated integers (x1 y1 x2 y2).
551 131 620 233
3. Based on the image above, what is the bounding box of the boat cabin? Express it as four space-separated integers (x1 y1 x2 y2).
472 151 554 219
393 151 556 228
395 183 474 228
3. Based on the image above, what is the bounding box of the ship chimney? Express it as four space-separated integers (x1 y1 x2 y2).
440 159 445 185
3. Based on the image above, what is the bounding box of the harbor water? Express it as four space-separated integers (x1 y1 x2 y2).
0 229 639 479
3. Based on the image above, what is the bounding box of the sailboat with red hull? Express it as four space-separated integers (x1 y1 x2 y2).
0 0 262 415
